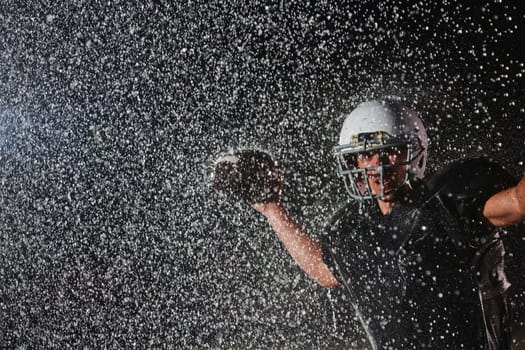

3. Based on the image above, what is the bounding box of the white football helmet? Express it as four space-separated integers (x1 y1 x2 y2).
335 100 428 200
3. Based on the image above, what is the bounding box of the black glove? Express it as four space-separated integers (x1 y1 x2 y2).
213 149 281 204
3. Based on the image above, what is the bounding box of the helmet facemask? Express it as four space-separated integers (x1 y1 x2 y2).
335 100 428 201
335 131 420 201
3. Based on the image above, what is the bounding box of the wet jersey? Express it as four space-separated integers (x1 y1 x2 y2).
321 158 517 350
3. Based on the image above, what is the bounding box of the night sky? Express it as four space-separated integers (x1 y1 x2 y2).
0 1 524 349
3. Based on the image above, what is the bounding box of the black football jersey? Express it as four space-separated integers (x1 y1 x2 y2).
322 158 517 349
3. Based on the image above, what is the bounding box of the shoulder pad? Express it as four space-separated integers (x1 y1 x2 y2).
424 157 517 219
426 158 516 196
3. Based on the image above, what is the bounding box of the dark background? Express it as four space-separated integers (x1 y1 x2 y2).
0 1 524 349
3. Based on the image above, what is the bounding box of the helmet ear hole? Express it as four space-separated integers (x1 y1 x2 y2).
418 156 425 168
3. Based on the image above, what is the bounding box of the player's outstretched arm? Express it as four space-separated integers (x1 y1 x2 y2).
213 149 340 288
483 173 525 227
252 201 340 288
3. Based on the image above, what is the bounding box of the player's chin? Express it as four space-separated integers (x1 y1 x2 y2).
378 192 397 202
377 184 402 201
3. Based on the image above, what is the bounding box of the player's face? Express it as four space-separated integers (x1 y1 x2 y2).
355 146 408 200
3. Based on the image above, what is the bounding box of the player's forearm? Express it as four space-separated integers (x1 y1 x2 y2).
254 202 340 288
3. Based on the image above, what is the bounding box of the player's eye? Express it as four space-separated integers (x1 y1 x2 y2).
358 151 376 160
343 151 379 168
383 149 398 158
341 154 359 169
382 146 407 159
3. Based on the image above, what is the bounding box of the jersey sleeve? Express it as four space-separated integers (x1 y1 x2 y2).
425 158 518 239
